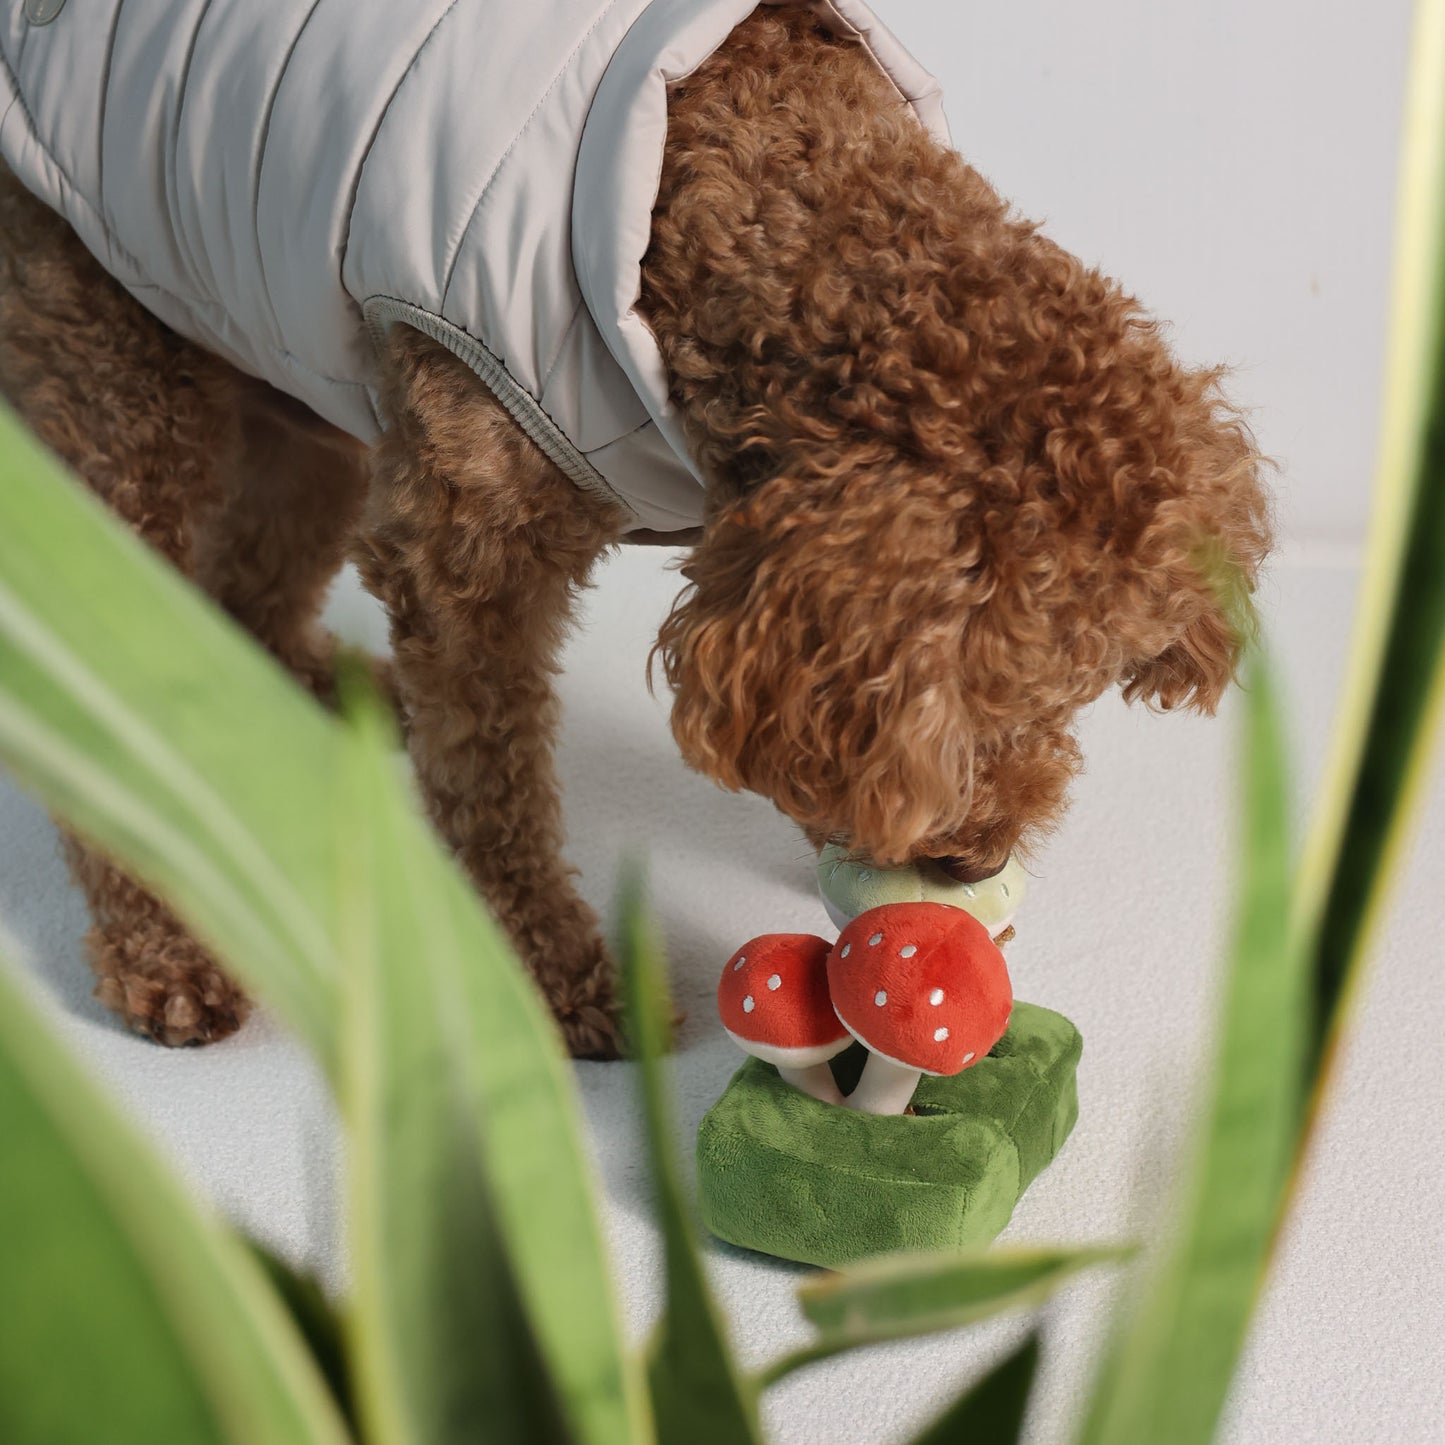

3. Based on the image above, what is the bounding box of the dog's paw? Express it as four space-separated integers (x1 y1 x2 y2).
541 941 689 1061
557 995 625 1062
88 922 250 1047
515 918 623 1061
548 948 625 1061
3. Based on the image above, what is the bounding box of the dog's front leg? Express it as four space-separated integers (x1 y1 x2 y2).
357 329 630 1058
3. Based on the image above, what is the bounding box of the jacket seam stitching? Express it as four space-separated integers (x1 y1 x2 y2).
166 0 218 297
593 413 656 448
538 299 584 398
0 54 52 185
0 48 165 289
439 0 620 311
94 0 125 248
251 0 328 345
339 0 461 307
363 295 635 520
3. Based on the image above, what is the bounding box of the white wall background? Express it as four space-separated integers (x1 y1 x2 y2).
878 0 1413 552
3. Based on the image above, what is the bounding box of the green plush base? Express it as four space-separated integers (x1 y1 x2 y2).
696 1000 1081 1269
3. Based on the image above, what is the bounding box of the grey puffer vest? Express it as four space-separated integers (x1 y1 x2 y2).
0 0 947 534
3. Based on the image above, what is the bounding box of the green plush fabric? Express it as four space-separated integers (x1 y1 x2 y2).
696 1000 1081 1269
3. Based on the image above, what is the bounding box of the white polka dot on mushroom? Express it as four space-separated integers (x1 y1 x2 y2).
767 974 782 990
840 943 851 958
733 956 746 970
868 932 883 946
874 990 887 1006
742 996 755 1013
900 944 917 958
929 988 944 1005
934 1027 949 1042
962 1051 975 1063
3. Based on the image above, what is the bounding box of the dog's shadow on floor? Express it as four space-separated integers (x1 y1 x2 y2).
556 707 821 897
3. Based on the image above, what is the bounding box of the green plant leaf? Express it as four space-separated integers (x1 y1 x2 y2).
1291 0 1445 1120
0 948 350 1445
907 1332 1040 1445
1075 656 1302 1445
246 1243 355 1430
0 419 646 1445
338 691 648 1445
758 1246 1129 1387
615 865 760 1445
0 406 342 1063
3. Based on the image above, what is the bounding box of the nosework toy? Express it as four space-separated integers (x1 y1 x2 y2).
696 856 1081 1268
816 842 1028 937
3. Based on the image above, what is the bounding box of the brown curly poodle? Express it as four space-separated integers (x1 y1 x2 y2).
0 7 1269 1056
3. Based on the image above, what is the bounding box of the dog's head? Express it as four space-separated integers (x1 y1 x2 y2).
646 237 1270 875
641 11 1272 873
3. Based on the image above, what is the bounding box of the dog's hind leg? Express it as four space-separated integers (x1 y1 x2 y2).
356 327 631 1059
196 381 375 704
0 171 252 1044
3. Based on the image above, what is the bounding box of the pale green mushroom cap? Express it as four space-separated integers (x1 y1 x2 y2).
816 844 1027 935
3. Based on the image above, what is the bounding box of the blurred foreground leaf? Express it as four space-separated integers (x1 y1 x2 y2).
908 1333 1040 1445
1076 658 1300 1445
617 866 760 1444
1292 0 1445 1105
760 1246 1128 1386
0 949 349 1445
0 406 342 1062
246 1244 352 1428
339 687 648 1445
0 409 648 1445
1079 12 1445 1442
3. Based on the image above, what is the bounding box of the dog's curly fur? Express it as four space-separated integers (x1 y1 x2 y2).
642 9 1271 874
0 5 1270 1051
353 329 630 1058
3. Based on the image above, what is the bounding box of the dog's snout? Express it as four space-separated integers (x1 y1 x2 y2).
928 854 1010 886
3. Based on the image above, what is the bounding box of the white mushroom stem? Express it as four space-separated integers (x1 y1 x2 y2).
778 1062 845 1107
845 1053 922 1115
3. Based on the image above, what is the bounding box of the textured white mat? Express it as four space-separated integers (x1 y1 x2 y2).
2 549 1441 1444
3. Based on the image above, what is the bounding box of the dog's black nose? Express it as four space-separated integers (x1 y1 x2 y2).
929 854 1009 886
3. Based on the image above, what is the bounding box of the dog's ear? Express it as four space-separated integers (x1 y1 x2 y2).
1118 531 1264 715
1120 582 1249 714
1109 364 1273 715
648 475 978 864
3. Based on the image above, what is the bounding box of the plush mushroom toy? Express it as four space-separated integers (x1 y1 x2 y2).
716 934 852 1105
828 902 1012 1114
816 843 1026 943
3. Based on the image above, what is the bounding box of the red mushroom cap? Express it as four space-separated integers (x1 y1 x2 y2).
827 902 1012 1076
717 933 851 1068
